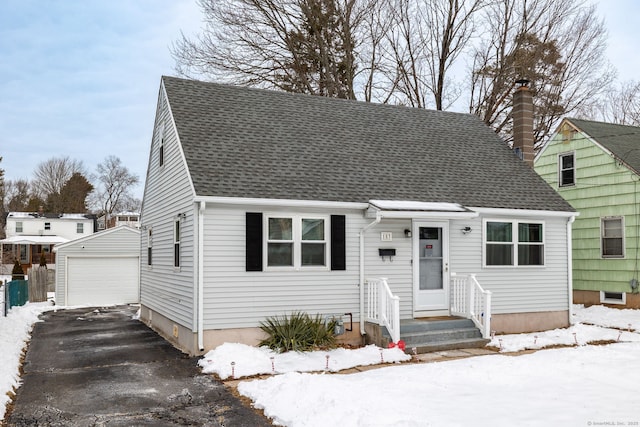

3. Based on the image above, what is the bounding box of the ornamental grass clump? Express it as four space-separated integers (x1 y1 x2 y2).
259 311 337 353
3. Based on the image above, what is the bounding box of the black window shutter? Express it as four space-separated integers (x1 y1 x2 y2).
330 215 346 271
246 212 263 271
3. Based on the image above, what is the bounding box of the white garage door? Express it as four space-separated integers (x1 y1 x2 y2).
67 257 139 306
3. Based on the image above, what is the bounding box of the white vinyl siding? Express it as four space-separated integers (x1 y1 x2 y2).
139 86 196 331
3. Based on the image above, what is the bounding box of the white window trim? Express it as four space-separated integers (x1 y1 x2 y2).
147 228 153 268
174 219 181 270
482 218 546 268
16 221 23 233
44 222 51 231
600 290 626 305
158 121 165 169
264 214 330 271
558 151 576 188
601 216 625 259
77 223 84 233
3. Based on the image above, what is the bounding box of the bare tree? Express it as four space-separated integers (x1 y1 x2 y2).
31 156 85 202
172 0 374 99
469 0 613 148
385 0 485 109
592 80 640 126
91 156 139 227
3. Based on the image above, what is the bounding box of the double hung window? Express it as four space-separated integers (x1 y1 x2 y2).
559 152 575 187
601 217 624 258
266 216 328 268
485 220 544 266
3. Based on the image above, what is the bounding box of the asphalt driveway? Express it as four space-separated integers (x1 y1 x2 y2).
5 305 272 426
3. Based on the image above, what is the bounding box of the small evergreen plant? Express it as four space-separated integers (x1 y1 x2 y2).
259 311 337 353
12 259 25 280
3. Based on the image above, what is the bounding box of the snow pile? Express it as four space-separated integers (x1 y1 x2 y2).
199 343 411 379
0 302 54 420
573 303 640 330
487 322 640 352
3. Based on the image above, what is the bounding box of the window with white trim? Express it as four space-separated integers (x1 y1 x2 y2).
174 219 181 268
265 215 328 268
16 221 23 233
601 217 624 258
559 152 575 187
484 220 544 266
147 228 153 266
77 223 84 233
44 222 51 230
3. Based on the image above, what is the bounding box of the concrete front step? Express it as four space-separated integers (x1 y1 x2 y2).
400 327 483 346
378 318 489 354
407 337 491 354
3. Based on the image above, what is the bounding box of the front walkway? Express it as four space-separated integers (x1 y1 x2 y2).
6 305 272 426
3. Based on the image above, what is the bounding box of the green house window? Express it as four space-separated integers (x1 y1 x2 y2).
602 217 624 258
559 152 575 187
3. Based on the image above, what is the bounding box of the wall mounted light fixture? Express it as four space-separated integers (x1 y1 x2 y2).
461 226 472 234
404 229 411 238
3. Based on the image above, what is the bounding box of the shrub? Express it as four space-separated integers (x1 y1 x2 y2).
259 311 337 353
12 259 25 280
39 252 47 267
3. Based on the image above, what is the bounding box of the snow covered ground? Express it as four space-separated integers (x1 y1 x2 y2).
200 305 640 427
2 302 640 425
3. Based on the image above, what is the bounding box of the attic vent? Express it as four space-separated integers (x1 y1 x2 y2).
560 123 577 144
600 291 626 305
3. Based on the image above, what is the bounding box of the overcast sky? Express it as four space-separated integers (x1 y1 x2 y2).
1 0 639 201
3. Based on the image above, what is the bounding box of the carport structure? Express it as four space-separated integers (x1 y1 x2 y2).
54 225 140 306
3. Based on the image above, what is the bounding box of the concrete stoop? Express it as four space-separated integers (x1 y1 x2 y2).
365 318 490 354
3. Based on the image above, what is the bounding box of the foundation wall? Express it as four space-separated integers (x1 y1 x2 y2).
141 305 364 355
490 310 570 334
573 290 640 309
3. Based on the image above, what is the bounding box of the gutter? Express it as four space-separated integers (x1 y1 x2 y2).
197 201 206 351
359 211 382 335
567 215 576 324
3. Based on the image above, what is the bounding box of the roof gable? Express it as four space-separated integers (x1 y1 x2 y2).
160 76 573 212
565 118 640 175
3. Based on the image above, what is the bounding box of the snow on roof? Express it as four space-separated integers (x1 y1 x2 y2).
0 235 69 245
369 200 469 212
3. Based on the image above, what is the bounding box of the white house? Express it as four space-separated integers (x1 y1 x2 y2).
54 225 141 306
2 212 96 270
139 76 576 355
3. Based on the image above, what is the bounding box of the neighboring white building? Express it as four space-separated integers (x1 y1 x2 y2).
1 212 96 269
97 212 141 230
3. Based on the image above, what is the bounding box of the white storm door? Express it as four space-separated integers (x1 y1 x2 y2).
413 221 449 312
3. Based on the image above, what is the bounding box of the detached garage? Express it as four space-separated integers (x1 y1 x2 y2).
54 225 141 306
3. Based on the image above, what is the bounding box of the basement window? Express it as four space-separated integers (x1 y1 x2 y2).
600 291 626 305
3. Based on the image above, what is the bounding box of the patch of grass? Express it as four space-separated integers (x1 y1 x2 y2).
259 311 337 353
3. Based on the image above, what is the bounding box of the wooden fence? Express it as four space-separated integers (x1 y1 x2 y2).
27 266 50 302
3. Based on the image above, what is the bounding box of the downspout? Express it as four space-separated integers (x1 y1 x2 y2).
197 201 206 351
567 215 576 324
359 212 382 335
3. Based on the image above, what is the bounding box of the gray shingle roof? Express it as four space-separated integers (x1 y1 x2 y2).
162 76 573 212
568 118 640 175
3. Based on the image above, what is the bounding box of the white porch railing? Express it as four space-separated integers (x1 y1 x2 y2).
365 277 400 344
450 273 492 338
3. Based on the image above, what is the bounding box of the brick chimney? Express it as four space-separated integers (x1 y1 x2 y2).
512 79 534 167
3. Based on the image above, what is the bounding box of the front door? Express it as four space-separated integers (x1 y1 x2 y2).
413 221 449 312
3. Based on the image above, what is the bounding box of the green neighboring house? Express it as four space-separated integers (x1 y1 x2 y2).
535 118 640 308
